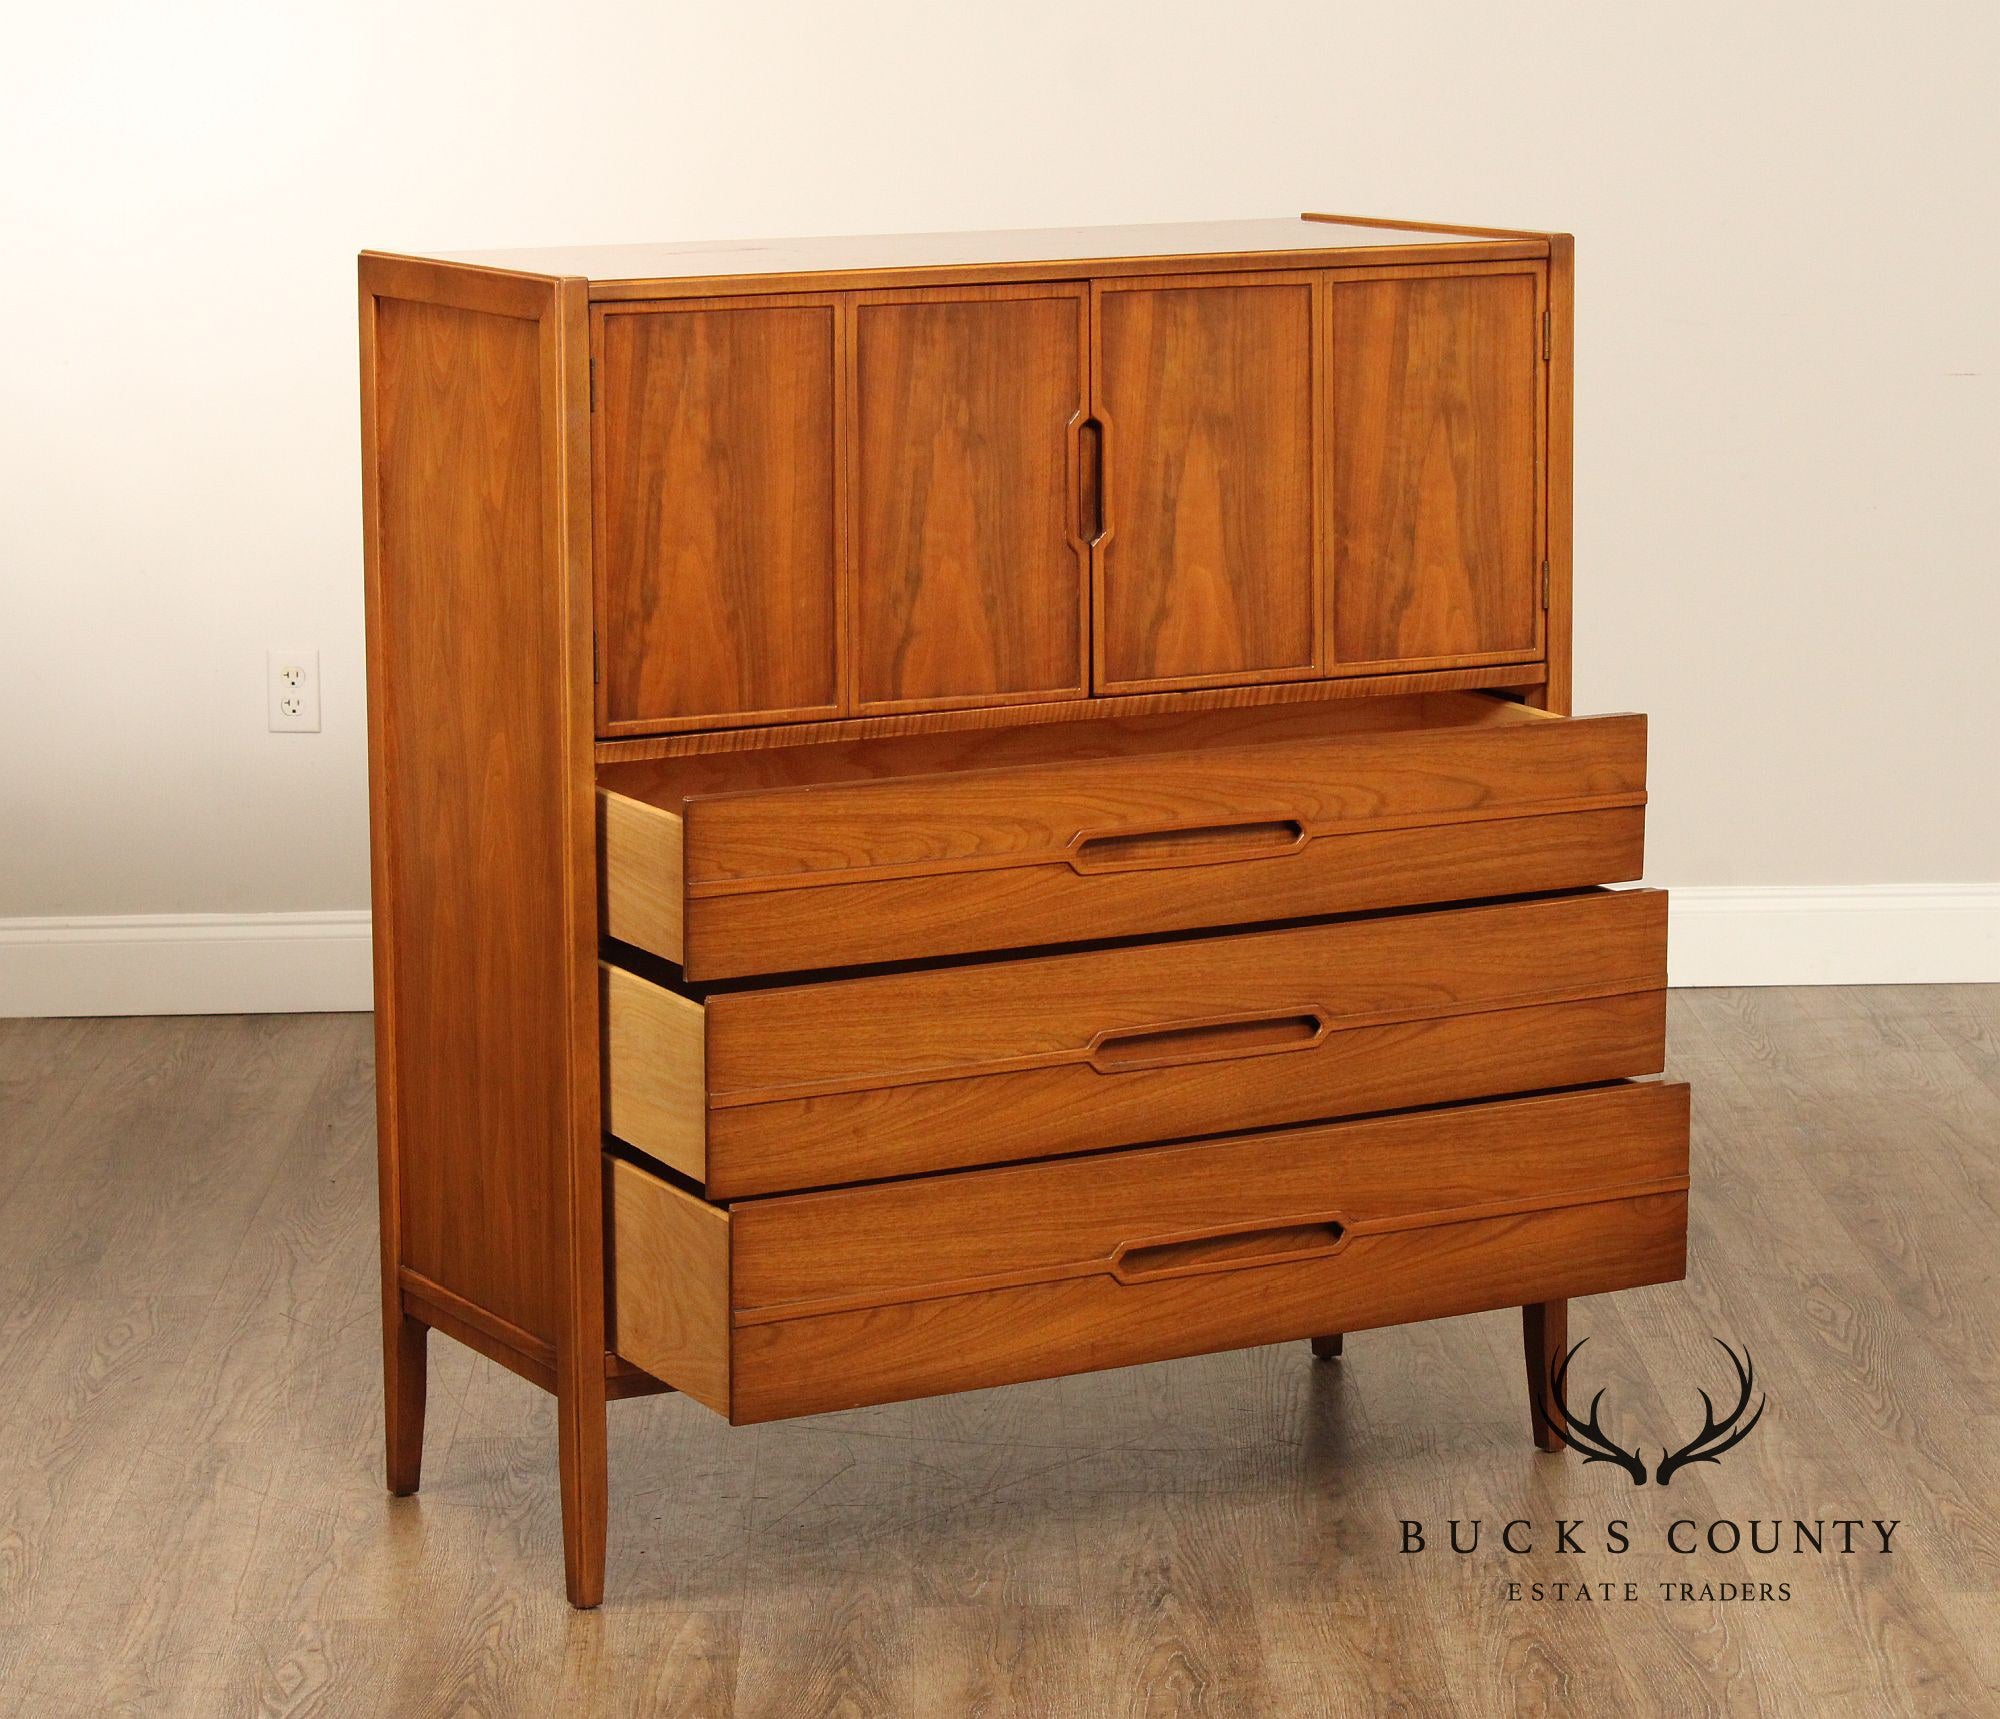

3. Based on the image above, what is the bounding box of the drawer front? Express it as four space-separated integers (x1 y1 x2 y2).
715 993 1662 1197
599 694 1647 979
604 889 1667 1198
606 1083 1691 1424
738 1196 1685 1424
692 805 1642 978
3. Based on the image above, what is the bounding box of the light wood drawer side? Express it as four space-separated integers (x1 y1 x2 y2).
599 787 683 962
606 1155 729 1415
600 963 706 1182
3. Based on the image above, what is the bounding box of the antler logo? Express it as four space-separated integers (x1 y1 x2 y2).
1544 1338 1766 1487
1544 1340 1649 1484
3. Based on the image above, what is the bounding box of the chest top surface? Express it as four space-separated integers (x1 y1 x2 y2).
413 213 1553 292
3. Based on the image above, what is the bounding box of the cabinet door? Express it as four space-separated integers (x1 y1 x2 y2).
594 297 842 732
1093 275 1319 692
1330 269 1543 669
851 285 1089 711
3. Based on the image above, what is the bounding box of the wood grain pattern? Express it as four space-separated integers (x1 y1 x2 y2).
1538 235 1576 713
601 1082 1687 1425
688 805 1643 978
557 257 619 1616
597 784 683 961
730 1083 1690 1316
599 695 1646 977
730 1195 1685 1423
358 216 1612 1615
710 992 1664 1196
364 276 565 1345
594 297 842 731
593 662 1547 763
18 997 1996 1712
1331 269 1544 669
607 688 1541 808
600 963 705 1183
359 254 606 1606
850 286 1088 710
702 887 1664 1093
685 889 1667 1196
1094 275 1318 689
652 697 1633 881
606 1156 730 1416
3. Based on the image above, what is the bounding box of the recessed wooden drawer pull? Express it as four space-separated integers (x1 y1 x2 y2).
1067 818 1307 874
1087 1010 1328 1073
1069 412 1108 548
1111 1217 1349 1283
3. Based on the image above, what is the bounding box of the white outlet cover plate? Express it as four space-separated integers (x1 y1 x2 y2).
268 648 321 733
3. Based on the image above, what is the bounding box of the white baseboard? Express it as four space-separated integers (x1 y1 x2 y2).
2 888 1995 1017
0 912 373 1018
1665 885 2000 988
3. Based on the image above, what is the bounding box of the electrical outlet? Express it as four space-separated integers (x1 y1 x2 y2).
268 649 321 733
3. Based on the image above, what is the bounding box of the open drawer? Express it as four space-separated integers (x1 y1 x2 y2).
607 1081 1691 1424
604 887 1668 1198
598 692 1646 980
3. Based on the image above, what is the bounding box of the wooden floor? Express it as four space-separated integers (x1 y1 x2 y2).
0 990 1996 1716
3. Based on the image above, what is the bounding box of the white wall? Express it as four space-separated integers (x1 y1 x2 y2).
3 0 1996 1006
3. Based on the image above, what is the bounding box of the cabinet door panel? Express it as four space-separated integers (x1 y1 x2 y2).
595 299 841 732
852 287 1088 710
1331 270 1542 668
1094 278 1318 691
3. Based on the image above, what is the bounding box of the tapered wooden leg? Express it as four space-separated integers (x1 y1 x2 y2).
1310 1333 1344 1360
385 1312 428 1495
557 1359 609 1608
1522 1300 1568 1452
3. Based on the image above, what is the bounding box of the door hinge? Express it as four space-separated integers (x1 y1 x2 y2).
592 635 601 685
588 357 597 410
1541 559 1552 608
1541 310 1552 363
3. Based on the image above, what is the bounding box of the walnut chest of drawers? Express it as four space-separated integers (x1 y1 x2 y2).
357 212 1687 1607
